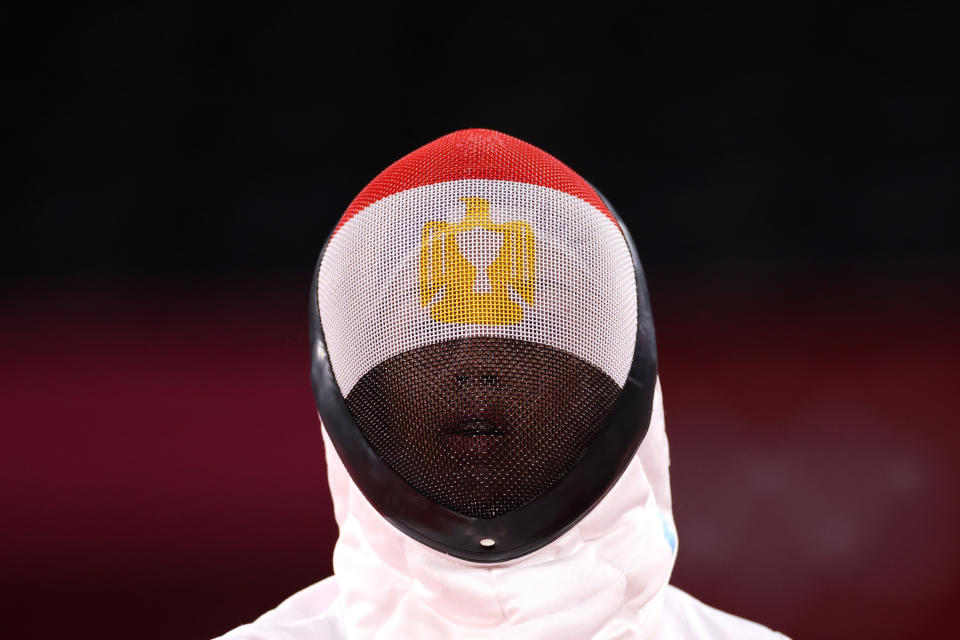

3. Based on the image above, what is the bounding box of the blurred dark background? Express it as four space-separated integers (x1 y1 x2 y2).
3 6 957 639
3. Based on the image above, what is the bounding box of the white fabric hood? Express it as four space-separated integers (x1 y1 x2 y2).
322 378 679 640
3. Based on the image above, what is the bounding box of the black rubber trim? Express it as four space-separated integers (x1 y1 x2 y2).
309 189 657 563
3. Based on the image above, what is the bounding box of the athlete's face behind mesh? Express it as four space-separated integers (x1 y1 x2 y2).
345 336 620 519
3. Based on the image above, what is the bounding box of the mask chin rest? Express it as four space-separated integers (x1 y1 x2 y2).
310 187 657 563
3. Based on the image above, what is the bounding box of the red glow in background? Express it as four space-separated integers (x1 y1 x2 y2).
2 277 956 639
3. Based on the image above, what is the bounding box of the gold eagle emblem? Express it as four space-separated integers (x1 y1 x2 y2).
419 197 535 325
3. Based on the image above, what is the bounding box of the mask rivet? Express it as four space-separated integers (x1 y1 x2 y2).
480 538 496 547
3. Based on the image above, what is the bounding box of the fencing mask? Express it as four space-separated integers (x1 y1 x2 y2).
310 128 657 563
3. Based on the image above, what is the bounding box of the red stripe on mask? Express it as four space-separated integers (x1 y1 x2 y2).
333 128 616 236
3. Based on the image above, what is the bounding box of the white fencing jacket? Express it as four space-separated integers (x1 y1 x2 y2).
217 381 789 639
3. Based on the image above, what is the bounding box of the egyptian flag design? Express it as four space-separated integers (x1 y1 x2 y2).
316 129 639 519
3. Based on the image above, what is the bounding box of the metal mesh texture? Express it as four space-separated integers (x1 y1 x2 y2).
344 337 621 519
316 133 639 399
318 130 638 519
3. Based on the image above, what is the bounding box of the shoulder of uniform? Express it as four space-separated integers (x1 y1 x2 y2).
212 576 343 639
658 585 791 640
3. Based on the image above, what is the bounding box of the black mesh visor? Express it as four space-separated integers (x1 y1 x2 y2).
344 336 621 519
